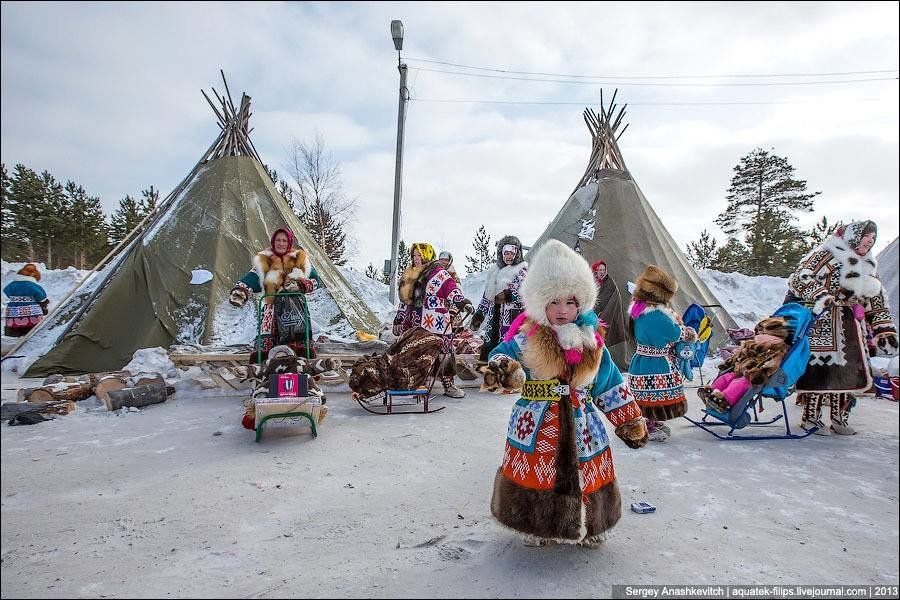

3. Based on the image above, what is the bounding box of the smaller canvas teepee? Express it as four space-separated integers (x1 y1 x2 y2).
22 73 380 376
529 90 738 367
876 237 899 329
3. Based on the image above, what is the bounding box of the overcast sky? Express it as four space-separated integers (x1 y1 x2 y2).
2 1 898 272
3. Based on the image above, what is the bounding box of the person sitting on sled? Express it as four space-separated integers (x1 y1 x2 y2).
698 316 791 413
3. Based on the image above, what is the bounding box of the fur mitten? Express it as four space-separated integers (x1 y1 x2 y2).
479 355 525 393
813 294 834 315
680 326 698 342
470 312 485 330
876 332 899 357
229 283 251 307
615 417 648 449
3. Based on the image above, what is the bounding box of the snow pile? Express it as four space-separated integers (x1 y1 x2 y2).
698 269 788 330
123 347 179 380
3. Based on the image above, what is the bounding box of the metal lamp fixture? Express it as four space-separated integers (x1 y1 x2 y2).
391 20 404 51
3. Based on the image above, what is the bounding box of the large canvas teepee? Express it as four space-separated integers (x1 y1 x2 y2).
529 91 737 366
22 75 381 376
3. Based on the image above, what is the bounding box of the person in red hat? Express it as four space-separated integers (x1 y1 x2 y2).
590 259 628 371
3 263 49 336
229 227 321 360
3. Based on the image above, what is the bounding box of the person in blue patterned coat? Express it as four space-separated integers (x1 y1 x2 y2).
627 265 697 442
3 263 49 337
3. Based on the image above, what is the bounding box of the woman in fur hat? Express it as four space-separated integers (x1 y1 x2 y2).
484 240 648 548
786 220 898 435
391 242 475 398
229 227 322 360
471 235 528 363
3 263 50 336
627 265 697 441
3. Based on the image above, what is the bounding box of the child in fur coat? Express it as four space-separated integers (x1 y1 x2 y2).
627 265 697 442
698 317 790 413
485 240 647 548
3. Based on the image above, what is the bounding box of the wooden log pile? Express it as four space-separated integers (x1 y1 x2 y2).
10 371 174 417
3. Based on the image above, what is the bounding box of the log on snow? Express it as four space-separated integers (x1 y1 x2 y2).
24 381 95 404
105 382 170 411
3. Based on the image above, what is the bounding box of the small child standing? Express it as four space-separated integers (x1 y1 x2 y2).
627 265 697 442
698 317 791 412
485 240 648 548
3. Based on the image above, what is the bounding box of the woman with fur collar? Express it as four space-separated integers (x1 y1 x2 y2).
391 242 475 398
229 227 322 360
627 265 697 442
485 240 648 548
3 263 49 337
471 235 528 363
786 220 898 435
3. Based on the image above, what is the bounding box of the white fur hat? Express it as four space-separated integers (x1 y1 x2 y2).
521 239 597 326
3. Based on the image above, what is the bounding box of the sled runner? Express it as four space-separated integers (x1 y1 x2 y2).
684 302 819 440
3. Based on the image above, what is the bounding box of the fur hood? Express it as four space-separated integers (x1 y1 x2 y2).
521 240 597 327
821 221 881 299
494 235 525 268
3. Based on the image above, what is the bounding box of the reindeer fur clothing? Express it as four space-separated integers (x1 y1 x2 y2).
487 314 645 545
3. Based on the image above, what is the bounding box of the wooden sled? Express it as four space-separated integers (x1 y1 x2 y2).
353 388 445 415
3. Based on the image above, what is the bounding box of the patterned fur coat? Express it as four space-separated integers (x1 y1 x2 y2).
787 221 897 392
488 316 644 545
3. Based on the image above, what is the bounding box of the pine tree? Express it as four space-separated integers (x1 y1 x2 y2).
0 163 16 259
805 216 842 251
465 225 493 274
711 237 751 273
13 169 69 266
396 239 410 277
301 198 347 265
715 148 820 276
139 185 159 216
685 229 719 270
62 181 109 269
109 194 143 247
365 263 381 281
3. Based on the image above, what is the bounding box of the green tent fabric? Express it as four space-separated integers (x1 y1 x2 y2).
25 156 381 376
528 102 738 369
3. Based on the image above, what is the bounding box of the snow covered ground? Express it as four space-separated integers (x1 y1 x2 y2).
1 378 897 598
1 262 898 597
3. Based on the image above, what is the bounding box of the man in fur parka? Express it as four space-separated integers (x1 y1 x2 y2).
786 220 898 435
627 265 697 442
229 227 322 360
471 235 528 363
391 242 475 398
485 240 648 548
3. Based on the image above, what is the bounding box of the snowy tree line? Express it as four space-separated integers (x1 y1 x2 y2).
1 162 159 269
685 147 841 277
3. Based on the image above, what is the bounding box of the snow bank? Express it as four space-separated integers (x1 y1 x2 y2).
698 269 788 330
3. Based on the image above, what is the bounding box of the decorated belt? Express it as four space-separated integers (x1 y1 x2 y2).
521 379 593 401
8 296 35 303
635 344 670 357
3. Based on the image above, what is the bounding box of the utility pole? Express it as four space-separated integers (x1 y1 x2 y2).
388 19 407 305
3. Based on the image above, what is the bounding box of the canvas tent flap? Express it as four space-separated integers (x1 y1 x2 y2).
25 155 381 376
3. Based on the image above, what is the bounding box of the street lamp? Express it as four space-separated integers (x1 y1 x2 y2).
388 19 408 305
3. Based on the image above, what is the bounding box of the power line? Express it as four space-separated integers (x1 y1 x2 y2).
411 98 886 106
405 56 899 80
413 66 899 87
